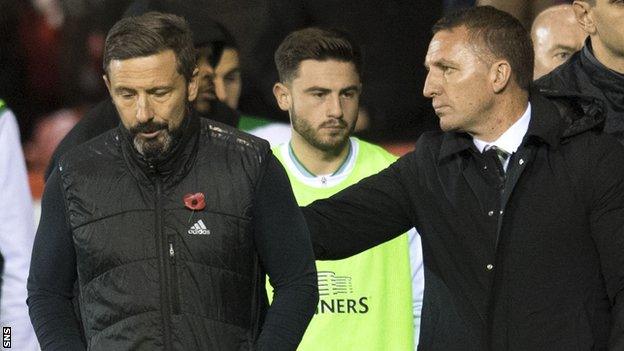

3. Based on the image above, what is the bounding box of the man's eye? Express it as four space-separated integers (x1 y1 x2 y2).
554 51 571 60
224 73 240 82
120 93 134 99
342 91 356 99
153 91 169 98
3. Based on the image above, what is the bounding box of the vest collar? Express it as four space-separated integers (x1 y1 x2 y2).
120 110 200 187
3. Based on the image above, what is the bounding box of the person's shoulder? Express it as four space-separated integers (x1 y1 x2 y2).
65 99 119 142
199 118 271 160
412 130 446 155
385 130 447 171
247 122 291 146
532 92 622 160
354 137 398 162
563 123 623 156
534 50 585 94
530 87 606 145
0 102 17 131
58 126 122 172
49 99 119 166
0 99 8 117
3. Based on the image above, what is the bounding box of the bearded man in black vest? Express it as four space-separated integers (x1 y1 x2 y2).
27 12 318 351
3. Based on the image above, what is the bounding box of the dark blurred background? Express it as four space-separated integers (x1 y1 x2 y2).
0 0 570 198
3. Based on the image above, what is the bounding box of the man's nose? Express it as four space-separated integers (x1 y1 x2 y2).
326 94 343 118
136 95 153 123
215 78 226 102
423 72 440 98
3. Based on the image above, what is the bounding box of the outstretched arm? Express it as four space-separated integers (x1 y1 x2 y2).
302 154 415 260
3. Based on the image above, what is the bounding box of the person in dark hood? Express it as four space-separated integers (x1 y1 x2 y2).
534 0 624 144
44 0 240 180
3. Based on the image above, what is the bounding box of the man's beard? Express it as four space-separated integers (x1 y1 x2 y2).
130 120 183 163
291 106 352 153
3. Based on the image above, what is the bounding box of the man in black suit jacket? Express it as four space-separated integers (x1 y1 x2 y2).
302 6 624 350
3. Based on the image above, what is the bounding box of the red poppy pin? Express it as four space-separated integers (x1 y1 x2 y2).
183 192 206 211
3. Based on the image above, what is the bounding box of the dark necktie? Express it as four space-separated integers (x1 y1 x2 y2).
484 145 510 175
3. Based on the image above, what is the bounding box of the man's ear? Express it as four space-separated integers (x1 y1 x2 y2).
490 60 512 94
573 1 595 35
273 82 292 111
103 74 112 94
187 67 199 102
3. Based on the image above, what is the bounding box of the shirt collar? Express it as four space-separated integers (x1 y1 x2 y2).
472 103 531 153
438 94 563 162
280 137 359 188
120 110 200 186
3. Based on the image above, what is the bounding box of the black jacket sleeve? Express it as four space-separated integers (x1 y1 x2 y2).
302 155 415 260
27 170 85 351
252 154 318 350
586 136 624 350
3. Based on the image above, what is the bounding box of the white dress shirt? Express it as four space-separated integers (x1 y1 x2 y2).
473 103 531 171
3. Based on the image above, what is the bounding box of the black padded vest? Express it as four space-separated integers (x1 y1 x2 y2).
59 116 271 350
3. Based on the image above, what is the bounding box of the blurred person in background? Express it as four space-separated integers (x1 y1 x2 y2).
0 0 64 142
0 99 39 350
23 108 80 223
477 0 568 28
269 27 421 350
25 109 80 177
531 4 586 79
213 41 241 111
535 0 624 144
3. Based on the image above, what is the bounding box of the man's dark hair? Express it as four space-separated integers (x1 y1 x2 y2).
196 22 238 67
103 12 196 82
275 27 362 82
433 6 534 90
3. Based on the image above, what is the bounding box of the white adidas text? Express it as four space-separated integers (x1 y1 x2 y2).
188 219 210 235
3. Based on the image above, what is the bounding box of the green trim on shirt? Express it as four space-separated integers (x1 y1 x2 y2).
237 114 275 131
287 141 353 178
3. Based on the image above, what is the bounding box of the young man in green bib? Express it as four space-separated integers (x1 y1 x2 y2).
269 27 422 350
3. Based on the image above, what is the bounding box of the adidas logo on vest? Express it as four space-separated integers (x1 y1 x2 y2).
188 219 210 235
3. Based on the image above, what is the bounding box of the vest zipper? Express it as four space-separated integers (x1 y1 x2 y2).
168 236 180 314
155 180 173 350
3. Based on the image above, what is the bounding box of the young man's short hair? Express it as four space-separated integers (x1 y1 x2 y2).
275 27 362 83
